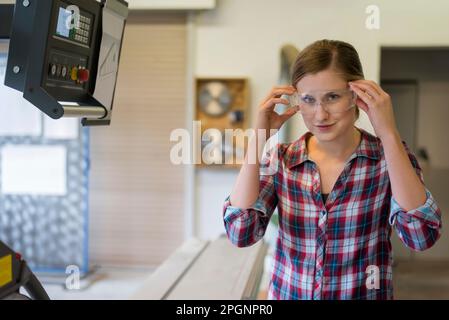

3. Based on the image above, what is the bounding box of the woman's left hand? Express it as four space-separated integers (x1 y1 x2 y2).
349 80 399 141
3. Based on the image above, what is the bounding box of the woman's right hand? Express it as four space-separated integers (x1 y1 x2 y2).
255 85 300 137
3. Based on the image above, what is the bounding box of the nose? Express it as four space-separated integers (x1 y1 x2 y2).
314 103 329 121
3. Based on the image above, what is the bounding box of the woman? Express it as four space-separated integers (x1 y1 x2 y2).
222 39 442 300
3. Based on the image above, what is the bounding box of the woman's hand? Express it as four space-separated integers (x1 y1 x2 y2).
255 85 299 138
349 80 399 141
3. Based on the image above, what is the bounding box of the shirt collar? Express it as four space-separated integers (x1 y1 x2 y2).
285 127 380 169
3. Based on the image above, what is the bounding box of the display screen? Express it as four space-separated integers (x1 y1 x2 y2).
55 7 71 38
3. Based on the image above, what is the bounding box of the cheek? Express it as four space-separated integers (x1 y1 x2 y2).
334 112 357 130
301 114 314 128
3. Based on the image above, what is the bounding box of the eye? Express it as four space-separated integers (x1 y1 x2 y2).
301 95 316 104
326 93 341 101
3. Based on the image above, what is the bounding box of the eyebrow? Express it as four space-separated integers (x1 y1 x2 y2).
301 89 346 95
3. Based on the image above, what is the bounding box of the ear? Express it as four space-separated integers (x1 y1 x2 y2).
354 105 360 121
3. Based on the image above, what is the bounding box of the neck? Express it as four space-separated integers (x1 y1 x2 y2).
309 126 361 161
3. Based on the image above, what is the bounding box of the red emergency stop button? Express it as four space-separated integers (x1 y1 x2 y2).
77 68 90 83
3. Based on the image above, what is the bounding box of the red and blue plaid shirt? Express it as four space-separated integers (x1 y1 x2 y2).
223 127 442 300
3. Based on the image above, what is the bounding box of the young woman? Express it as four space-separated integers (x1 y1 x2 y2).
222 39 442 300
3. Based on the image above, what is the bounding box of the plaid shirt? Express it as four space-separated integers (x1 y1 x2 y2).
223 127 442 300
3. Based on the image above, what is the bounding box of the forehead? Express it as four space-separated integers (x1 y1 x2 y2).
296 69 348 93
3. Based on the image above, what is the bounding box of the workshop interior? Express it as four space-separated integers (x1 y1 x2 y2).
0 0 448 300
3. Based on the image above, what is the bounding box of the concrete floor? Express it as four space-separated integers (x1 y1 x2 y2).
40 267 152 300
393 260 449 299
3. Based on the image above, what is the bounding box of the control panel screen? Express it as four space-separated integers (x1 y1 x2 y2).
55 5 92 46
56 7 71 38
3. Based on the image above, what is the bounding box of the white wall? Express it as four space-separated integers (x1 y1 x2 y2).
192 0 449 239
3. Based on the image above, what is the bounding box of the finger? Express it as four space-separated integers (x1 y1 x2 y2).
261 98 290 111
262 86 296 103
349 82 380 99
355 97 369 113
349 84 375 105
350 80 382 97
365 80 384 96
279 106 300 122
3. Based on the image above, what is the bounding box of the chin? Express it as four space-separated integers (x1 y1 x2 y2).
313 131 337 141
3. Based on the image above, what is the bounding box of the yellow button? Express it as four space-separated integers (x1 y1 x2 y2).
71 67 78 81
0 254 12 287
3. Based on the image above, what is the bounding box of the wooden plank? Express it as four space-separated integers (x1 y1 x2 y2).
166 236 268 300
131 238 209 300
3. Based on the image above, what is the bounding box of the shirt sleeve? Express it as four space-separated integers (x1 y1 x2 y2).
222 143 280 248
388 140 442 251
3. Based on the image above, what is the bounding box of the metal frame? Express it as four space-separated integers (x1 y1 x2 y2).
2 0 128 126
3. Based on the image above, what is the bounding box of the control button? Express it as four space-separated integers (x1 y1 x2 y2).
61 66 67 78
77 68 89 83
50 64 57 76
71 67 78 81
56 64 62 77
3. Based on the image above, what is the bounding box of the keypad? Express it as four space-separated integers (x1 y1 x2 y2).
75 15 91 45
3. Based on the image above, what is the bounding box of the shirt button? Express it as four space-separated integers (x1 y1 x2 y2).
258 228 264 236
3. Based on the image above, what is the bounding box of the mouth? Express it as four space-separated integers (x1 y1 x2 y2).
315 123 336 131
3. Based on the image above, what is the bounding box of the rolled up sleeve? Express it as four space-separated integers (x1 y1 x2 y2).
389 188 442 251
388 141 442 251
222 144 280 248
